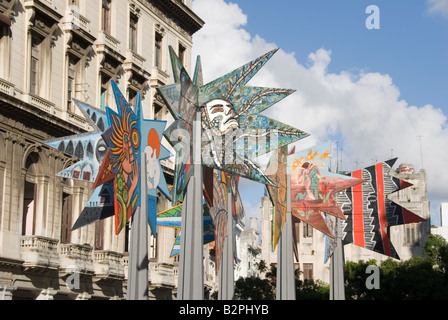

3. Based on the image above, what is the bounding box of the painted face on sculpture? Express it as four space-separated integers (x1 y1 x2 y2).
204 99 239 135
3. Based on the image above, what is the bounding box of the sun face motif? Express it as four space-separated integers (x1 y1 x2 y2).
203 98 239 135
157 46 310 201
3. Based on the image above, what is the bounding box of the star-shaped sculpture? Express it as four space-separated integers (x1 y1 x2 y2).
43 100 117 230
156 201 214 258
337 158 426 259
94 81 171 235
157 47 309 205
266 145 289 251
43 99 109 183
287 142 364 237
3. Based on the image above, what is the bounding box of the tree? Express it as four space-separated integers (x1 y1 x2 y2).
344 235 448 300
295 279 329 300
234 260 275 300
423 234 448 273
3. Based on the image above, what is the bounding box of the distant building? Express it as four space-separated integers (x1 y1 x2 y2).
236 217 261 279
0 0 204 300
431 203 448 242
260 163 431 284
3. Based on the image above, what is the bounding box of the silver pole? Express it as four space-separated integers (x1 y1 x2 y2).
330 218 345 300
218 189 235 300
127 153 149 300
276 174 296 300
177 110 204 300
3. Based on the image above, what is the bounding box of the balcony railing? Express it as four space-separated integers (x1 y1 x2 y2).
20 235 59 271
149 262 175 288
59 243 94 276
93 250 125 281
0 78 14 96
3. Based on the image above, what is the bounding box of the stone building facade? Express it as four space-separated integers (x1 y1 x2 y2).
0 0 205 300
261 163 431 284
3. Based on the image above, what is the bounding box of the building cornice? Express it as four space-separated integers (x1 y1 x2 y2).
0 91 86 139
145 0 204 36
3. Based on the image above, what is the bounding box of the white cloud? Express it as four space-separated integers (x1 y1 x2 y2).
427 0 448 17
192 0 448 224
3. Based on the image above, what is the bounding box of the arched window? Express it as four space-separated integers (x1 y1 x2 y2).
22 153 39 236
61 192 72 244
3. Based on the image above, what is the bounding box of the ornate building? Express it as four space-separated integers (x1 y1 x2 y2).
0 0 205 300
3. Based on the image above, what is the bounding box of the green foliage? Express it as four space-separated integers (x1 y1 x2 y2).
234 276 275 300
295 279 329 300
234 260 329 300
344 235 448 300
233 235 448 300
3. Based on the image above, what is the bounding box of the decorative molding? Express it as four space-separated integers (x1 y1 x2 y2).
0 0 18 19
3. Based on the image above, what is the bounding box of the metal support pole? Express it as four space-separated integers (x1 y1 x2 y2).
276 174 296 300
177 110 204 300
127 154 149 300
330 218 345 300
218 190 235 300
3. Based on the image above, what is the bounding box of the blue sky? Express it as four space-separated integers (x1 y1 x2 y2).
236 0 448 111
192 0 448 227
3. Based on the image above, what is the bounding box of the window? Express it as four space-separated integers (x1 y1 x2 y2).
100 75 111 111
61 193 73 244
404 223 419 246
303 263 313 280
95 219 104 250
295 221 300 244
155 32 162 69
30 36 41 94
124 222 130 253
67 57 76 111
128 88 137 110
303 222 313 238
129 13 138 52
22 181 36 235
100 87 106 110
178 43 186 66
102 0 111 34
0 24 12 80
22 153 39 236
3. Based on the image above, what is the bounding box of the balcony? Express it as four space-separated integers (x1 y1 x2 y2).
0 78 14 96
149 262 175 289
93 250 125 282
61 6 92 35
20 235 59 272
59 243 94 277
24 93 55 115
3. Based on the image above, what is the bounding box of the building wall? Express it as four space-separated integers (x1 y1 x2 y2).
0 0 204 300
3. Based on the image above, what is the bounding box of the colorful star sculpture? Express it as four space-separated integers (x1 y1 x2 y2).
43 100 117 230
94 81 171 235
156 201 214 258
43 99 109 183
266 145 289 251
50 82 173 236
337 158 426 259
287 142 364 237
157 47 309 206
